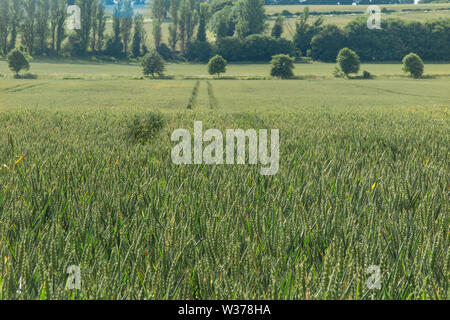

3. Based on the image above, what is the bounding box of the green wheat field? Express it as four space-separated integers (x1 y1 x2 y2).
0 60 449 299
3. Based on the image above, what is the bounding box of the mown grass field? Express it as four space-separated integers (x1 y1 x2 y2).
0 61 449 299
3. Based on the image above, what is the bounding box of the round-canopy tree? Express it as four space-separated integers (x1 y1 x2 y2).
7 48 30 77
402 53 424 79
270 54 295 79
208 55 227 78
337 47 360 77
142 50 165 78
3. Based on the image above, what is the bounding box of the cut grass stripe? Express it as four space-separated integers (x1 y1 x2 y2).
187 81 200 109
207 81 218 109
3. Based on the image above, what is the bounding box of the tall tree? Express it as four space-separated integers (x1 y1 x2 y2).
271 15 284 39
95 1 106 52
179 0 197 52
178 0 188 53
293 7 323 57
168 0 180 51
0 0 9 55
131 13 145 57
8 0 23 52
50 0 60 51
235 0 265 38
152 0 165 48
120 0 133 54
22 0 37 54
55 0 67 54
35 0 50 54
196 2 210 42
76 0 94 54
113 5 121 42
185 0 198 46
91 2 98 52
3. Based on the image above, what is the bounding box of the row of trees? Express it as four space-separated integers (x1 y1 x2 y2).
0 0 448 62
0 0 147 58
0 0 69 56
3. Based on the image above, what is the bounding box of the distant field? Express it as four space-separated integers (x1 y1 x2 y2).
264 3 450 15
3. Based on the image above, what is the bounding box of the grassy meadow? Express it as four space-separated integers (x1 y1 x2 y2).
0 58 449 299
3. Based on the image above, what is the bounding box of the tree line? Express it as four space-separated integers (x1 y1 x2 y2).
0 0 449 63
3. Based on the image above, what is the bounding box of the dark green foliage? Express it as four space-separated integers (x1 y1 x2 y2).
127 111 165 143
337 47 360 77
216 35 294 62
344 17 450 62
142 50 165 78
186 40 215 62
65 33 86 57
270 54 295 79
402 53 424 78
7 48 30 76
208 54 227 77
105 35 124 58
216 36 243 61
243 34 295 61
156 43 175 61
310 24 346 62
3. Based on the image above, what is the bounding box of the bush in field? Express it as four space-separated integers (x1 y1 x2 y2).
208 55 227 77
128 111 165 143
281 9 293 17
7 48 30 76
402 53 424 78
270 54 295 79
333 66 345 78
363 70 372 79
337 47 360 77
142 50 165 78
